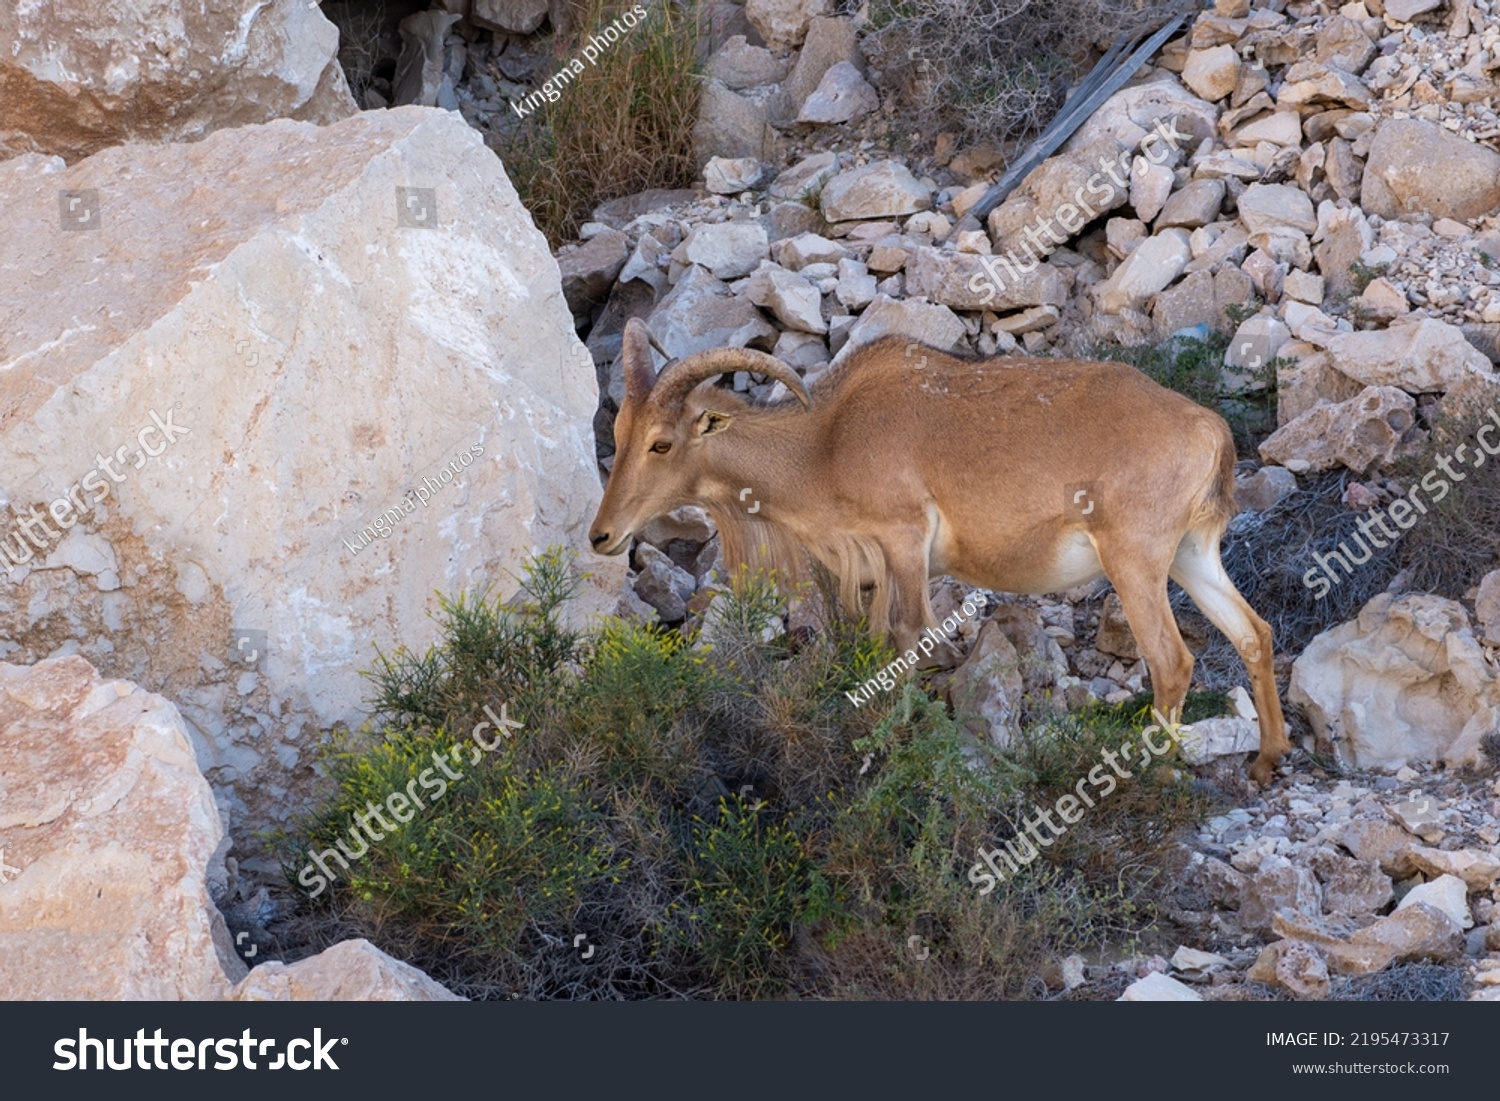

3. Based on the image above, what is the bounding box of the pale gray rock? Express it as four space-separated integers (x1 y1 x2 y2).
647 265 778 358
1396 875 1473 930
1362 119 1500 223
832 295 967 366
1157 179 1225 229
1235 465 1298 512
948 619 1025 747
1257 386 1415 473
1237 183 1318 236
906 246 1068 313
708 36 792 91
1324 318 1495 394
558 228 629 312
1309 847 1393 917
234 939 463 1000
771 232 849 270
704 157 766 194
797 62 879 125
769 152 841 202
1238 854 1323 934
1178 717 1261 766
0 657 246 999
472 0 549 33
677 222 771 280
1095 229 1192 314
1118 972 1203 1001
745 262 828 334
693 80 778 168
745 0 828 49
821 161 932 222
0 108 624 849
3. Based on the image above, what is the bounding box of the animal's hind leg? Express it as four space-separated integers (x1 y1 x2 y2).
1170 528 1290 784
1096 547 1195 737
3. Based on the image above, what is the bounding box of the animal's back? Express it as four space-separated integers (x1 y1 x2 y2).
815 338 1230 482
807 339 1237 591
820 338 1211 433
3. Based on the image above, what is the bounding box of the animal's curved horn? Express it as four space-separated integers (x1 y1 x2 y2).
652 346 811 411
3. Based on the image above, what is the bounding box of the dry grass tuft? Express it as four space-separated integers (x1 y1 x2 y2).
864 0 1165 152
495 0 704 245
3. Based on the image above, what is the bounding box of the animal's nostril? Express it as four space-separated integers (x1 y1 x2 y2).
590 531 609 548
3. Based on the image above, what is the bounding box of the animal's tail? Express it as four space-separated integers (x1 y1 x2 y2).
1189 416 1239 535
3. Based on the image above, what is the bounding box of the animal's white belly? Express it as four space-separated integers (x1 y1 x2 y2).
1044 531 1105 591
926 506 1104 595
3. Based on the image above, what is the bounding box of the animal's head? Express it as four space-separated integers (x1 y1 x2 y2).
589 318 810 555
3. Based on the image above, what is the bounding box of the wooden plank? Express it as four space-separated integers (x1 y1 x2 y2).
958 12 1191 231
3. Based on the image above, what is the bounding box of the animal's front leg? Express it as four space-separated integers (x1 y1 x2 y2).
881 532 959 669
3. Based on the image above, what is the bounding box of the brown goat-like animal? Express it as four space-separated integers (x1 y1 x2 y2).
590 319 1290 783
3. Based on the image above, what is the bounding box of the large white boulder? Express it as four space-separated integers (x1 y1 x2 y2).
0 656 246 999
0 107 624 860
1290 594 1499 771
0 656 462 1000
0 0 356 162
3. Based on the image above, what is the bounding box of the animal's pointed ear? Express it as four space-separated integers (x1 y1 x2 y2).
694 409 734 437
622 318 658 403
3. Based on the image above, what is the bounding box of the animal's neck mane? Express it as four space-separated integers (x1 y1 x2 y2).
694 382 898 634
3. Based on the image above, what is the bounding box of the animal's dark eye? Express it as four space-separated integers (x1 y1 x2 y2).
649 441 672 454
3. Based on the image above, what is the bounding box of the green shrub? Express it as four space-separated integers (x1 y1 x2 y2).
674 796 810 997
363 546 583 734
287 725 620 957
279 550 1223 999
553 619 715 792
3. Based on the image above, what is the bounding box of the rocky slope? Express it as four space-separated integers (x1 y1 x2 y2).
541 0 1500 999
3 0 1500 1000
548 0 1500 764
